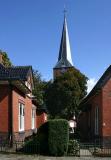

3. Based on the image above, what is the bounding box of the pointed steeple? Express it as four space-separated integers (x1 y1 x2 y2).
54 13 73 69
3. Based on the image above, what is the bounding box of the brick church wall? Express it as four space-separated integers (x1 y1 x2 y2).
53 68 61 79
78 90 103 141
79 77 111 146
102 79 111 145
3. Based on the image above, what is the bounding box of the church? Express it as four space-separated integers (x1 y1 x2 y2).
54 14 111 146
0 10 111 147
53 14 74 78
78 66 111 146
53 14 77 130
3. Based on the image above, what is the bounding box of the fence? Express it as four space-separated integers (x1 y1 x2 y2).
15 141 39 154
0 140 39 154
79 142 111 157
0 140 111 157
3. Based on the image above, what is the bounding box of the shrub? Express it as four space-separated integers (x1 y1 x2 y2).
20 122 49 154
20 119 69 156
21 139 39 153
36 122 49 154
48 119 69 156
68 140 80 156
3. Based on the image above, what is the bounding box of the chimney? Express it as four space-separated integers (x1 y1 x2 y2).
0 53 3 64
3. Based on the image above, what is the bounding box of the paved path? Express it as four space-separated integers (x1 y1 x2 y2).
0 154 111 160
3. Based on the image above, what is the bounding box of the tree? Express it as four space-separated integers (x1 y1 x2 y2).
33 70 47 106
0 50 12 67
44 68 88 119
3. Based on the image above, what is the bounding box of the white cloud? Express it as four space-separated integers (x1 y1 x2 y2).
87 78 97 94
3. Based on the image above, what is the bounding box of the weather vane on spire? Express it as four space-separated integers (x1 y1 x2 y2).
63 4 67 17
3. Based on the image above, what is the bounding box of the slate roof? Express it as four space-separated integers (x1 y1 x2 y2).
54 58 72 69
54 16 73 69
0 63 32 81
81 65 111 105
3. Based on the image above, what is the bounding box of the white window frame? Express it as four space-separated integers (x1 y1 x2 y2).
31 108 35 129
95 106 99 135
19 103 25 132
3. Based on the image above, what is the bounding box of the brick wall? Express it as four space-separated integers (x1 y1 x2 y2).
36 112 47 128
53 68 61 79
78 78 111 144
90 91 103 138
12 87 37 141
78 90 103 141
0 84 46 142
0 85 10 133
53 67 73 79
102 79 111 137
12 88 25 133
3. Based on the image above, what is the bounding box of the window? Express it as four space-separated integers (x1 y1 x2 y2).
32 109 35 129
95 107 99 135
19 103 25 131
88 111 91 128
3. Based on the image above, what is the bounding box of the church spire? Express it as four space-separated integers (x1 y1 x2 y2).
54 12 73 69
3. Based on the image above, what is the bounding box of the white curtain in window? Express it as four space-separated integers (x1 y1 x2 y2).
32 109 35 129
19 103 25 131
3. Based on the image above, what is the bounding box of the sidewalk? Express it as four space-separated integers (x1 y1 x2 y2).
0 154 111 160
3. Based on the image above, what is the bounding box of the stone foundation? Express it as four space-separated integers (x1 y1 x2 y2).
13 129 37 142
102 136 111 147
0 129 37 143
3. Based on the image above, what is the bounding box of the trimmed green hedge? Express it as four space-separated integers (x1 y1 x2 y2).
22 119 69 156
48 119 69 156
36 122 49 154
19 122 48 154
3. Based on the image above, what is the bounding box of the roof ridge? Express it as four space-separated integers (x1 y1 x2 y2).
81 65 111 104
7 65 32 69
0 64 32 81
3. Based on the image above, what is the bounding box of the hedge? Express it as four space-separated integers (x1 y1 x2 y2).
48 119 69 156
20 122 49 154
22 119 69 156
36 122 49 154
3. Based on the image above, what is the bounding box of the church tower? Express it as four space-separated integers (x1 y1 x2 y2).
53 14 73 79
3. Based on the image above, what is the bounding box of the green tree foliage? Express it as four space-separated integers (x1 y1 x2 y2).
33 70 47 106
45 68 88 119
0 50 12 67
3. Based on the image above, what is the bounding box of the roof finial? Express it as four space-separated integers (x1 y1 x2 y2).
63 4 67 18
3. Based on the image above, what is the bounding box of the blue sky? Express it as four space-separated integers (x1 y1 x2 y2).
0 0 111 90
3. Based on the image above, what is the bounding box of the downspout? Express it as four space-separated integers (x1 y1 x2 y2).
8 82 13 146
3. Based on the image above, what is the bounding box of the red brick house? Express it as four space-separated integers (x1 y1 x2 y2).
0 54 47 143
36 104 47 128
78 65 111 145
